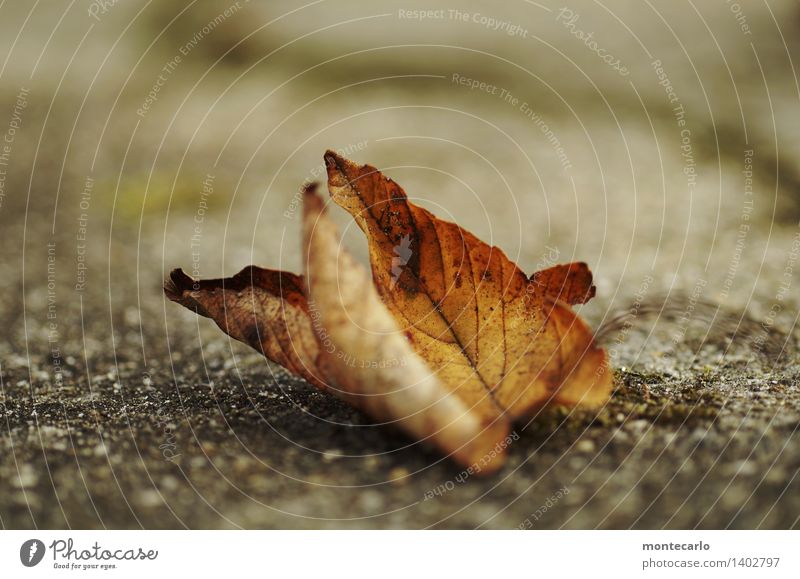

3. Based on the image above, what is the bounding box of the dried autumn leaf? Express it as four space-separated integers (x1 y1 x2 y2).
165 266 327 390
165 186 510 471
324 150 611 420
165 152 612 472
301 189 509 470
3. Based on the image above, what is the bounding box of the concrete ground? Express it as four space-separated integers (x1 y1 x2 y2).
1 0 800 528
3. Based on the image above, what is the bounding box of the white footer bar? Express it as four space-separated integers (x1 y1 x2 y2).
1 530 796 577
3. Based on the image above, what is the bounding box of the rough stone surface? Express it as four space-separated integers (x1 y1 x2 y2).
1 0 799 529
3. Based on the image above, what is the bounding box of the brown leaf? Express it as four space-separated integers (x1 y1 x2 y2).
529 262 596 305
165 186 510 471
302 189 509 471
164 266 326 390
324 150 611 420
165 153 612 472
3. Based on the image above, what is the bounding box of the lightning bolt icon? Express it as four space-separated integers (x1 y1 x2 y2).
28 542 38 562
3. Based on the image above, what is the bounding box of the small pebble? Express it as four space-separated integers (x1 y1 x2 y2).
322 449 343 462
733 460 757 476
161 476 179 491
627 419 650 434
389 466 409 485
359 490 383 511
135 489 162 508
12 465 38 488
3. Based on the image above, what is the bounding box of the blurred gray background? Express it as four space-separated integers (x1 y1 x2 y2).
1 0 799 529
